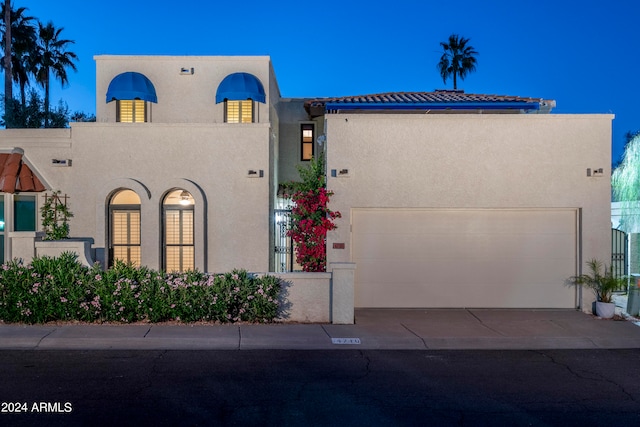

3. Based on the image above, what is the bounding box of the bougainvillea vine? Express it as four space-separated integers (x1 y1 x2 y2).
285 156 340 272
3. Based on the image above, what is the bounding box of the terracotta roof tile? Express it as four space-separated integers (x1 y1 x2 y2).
304 90 554 114
0 153 46 193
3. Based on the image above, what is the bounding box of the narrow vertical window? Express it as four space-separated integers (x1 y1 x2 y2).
163 189 195 272
117 100 147 123
301 123 314 161
225 100 254 123
109 190 141 266
13 195 36 231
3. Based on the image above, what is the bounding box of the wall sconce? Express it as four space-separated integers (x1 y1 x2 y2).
247 169 264 178
331 168 350 178
51 159 72 167
586 168 604 177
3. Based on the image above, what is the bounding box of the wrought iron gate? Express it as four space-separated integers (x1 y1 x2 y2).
611 228 628 283
273 208 293 272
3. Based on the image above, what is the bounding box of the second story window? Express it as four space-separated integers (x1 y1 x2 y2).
301 124 314 161
117 100 147 123
216 73 265 123
107 72 157 123
225 100 253 123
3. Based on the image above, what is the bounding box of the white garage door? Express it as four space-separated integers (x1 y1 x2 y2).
352 209 578 308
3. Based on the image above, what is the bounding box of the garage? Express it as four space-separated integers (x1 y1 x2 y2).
352 208 578 308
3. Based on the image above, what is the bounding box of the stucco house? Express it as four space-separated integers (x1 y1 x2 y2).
0 55 612 316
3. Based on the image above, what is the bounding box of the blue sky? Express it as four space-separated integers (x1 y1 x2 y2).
12 0 640 162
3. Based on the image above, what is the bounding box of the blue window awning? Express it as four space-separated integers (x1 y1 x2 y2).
106 72 158 103
215 72 265 104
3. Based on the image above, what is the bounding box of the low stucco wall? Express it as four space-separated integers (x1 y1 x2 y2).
272 262 356 324
35 239 95 267
273 272 331 323
9 232 95 267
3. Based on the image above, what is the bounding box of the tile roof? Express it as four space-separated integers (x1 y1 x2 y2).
304 90 555 115
0 153 46 193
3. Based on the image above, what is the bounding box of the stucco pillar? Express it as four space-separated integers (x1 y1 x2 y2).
8 231 42 264
330 262 356 324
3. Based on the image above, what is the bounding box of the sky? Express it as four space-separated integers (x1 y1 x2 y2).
8 0 640 163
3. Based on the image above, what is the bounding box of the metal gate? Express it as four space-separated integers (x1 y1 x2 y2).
612 228 628 286
273 208 293 272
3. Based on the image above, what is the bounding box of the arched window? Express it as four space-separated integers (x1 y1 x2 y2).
109 189 141 266
106 72 157 123
163 189 195 272
216 72 265 124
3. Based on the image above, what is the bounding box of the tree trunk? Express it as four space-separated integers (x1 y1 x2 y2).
19 79 24 106
4 0 12 126
44 72 49 128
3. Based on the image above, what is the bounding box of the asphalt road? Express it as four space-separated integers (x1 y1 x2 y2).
1 349 639 426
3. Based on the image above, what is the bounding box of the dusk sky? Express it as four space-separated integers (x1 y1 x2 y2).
12 0 640 163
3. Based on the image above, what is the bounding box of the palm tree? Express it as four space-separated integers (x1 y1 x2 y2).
2 0 12 125
33 20 77 128
437 34 478 90
0 3 36 107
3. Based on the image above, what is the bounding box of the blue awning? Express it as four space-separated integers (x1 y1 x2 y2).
215 72 265 104
106 72 158 103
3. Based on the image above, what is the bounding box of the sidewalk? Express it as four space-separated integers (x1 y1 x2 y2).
2 308 640 351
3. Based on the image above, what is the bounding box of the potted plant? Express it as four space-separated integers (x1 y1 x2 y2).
568 259 625 319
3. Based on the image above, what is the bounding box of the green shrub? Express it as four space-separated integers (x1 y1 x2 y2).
40 191 74 241
0 253 281 324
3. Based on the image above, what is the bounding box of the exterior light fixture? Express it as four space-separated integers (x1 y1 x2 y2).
247 169 264 178
331 168 350 178
179 190 191 205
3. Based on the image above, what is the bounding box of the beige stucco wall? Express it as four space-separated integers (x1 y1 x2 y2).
324 113 613 310
72 122 271 272
0 122 272 273
95 55 273 125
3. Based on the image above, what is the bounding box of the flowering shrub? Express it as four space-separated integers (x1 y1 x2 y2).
289 187 340 271
285 156 340 272
0 252 281 324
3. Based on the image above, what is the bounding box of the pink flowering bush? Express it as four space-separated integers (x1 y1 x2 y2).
285 156 340 272
0 252 95 323
0 252 280 324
